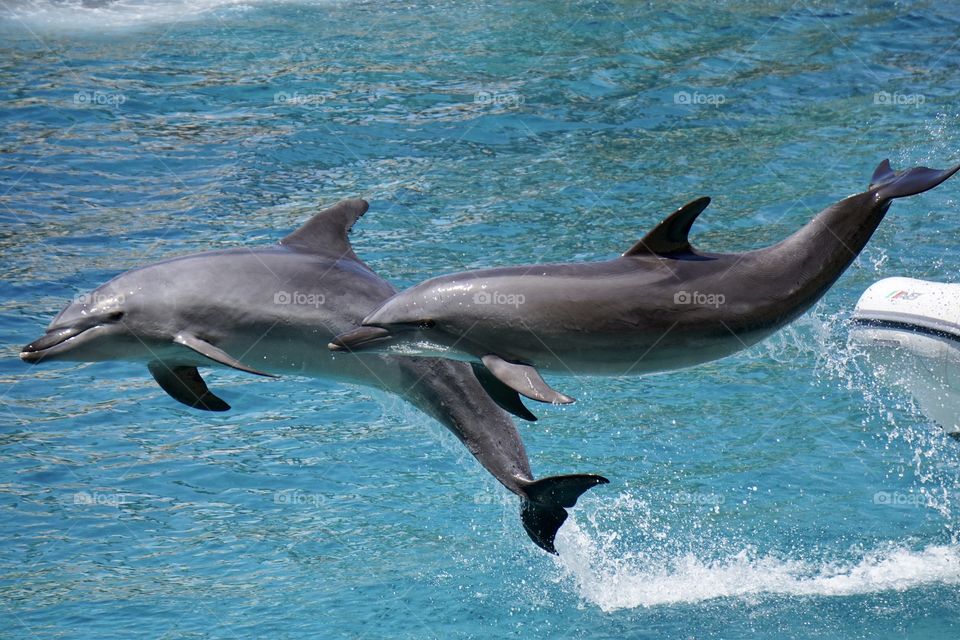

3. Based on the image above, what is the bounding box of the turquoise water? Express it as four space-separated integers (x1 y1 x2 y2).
3 1 960 637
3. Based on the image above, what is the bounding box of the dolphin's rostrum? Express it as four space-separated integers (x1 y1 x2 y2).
21 200 606 554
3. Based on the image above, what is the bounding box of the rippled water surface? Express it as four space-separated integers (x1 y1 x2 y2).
2 1 960 638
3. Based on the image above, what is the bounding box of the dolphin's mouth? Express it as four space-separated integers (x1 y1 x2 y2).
20 325 92 363
328 326 393 352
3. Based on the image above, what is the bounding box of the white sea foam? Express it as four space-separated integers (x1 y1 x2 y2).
0 0 339 30
554 516 960 611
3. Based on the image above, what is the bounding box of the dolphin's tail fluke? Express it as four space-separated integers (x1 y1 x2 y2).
869 159 960 202
518 474 608 554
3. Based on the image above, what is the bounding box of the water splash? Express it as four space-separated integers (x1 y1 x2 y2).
755 302 836 365
554 507 960 611
818 294 960 533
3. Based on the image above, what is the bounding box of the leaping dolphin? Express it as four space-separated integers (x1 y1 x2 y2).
330 160 960 404
20 200 607 554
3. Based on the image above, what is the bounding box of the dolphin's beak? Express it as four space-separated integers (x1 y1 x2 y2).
20 326 88 363
328 326 393 352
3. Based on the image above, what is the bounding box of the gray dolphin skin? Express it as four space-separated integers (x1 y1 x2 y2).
20 200 607 554
330 160 960 404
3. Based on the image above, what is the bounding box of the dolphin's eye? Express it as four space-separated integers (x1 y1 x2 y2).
418 319 436 330
107 311 124 322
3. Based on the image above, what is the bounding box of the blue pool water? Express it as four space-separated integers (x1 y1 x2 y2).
2 1 960 637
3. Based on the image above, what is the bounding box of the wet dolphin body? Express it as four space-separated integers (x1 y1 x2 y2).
330 161 960 404
20 200 607 553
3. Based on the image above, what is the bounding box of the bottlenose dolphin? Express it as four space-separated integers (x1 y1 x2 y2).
20 200 607 553
330 160 960 404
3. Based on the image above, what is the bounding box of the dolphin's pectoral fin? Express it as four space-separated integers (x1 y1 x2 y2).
148 362 230 411
479 355 575 405
174 333 277 377
519 474 609 554
868 159 960 202
279 199 369 262
623 196 711 257
470 362 538 422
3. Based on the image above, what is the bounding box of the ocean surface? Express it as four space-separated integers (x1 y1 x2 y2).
2 1 960 637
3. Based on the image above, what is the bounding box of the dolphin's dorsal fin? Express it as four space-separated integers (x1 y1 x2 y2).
279 199 369 260
623 197 711 257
